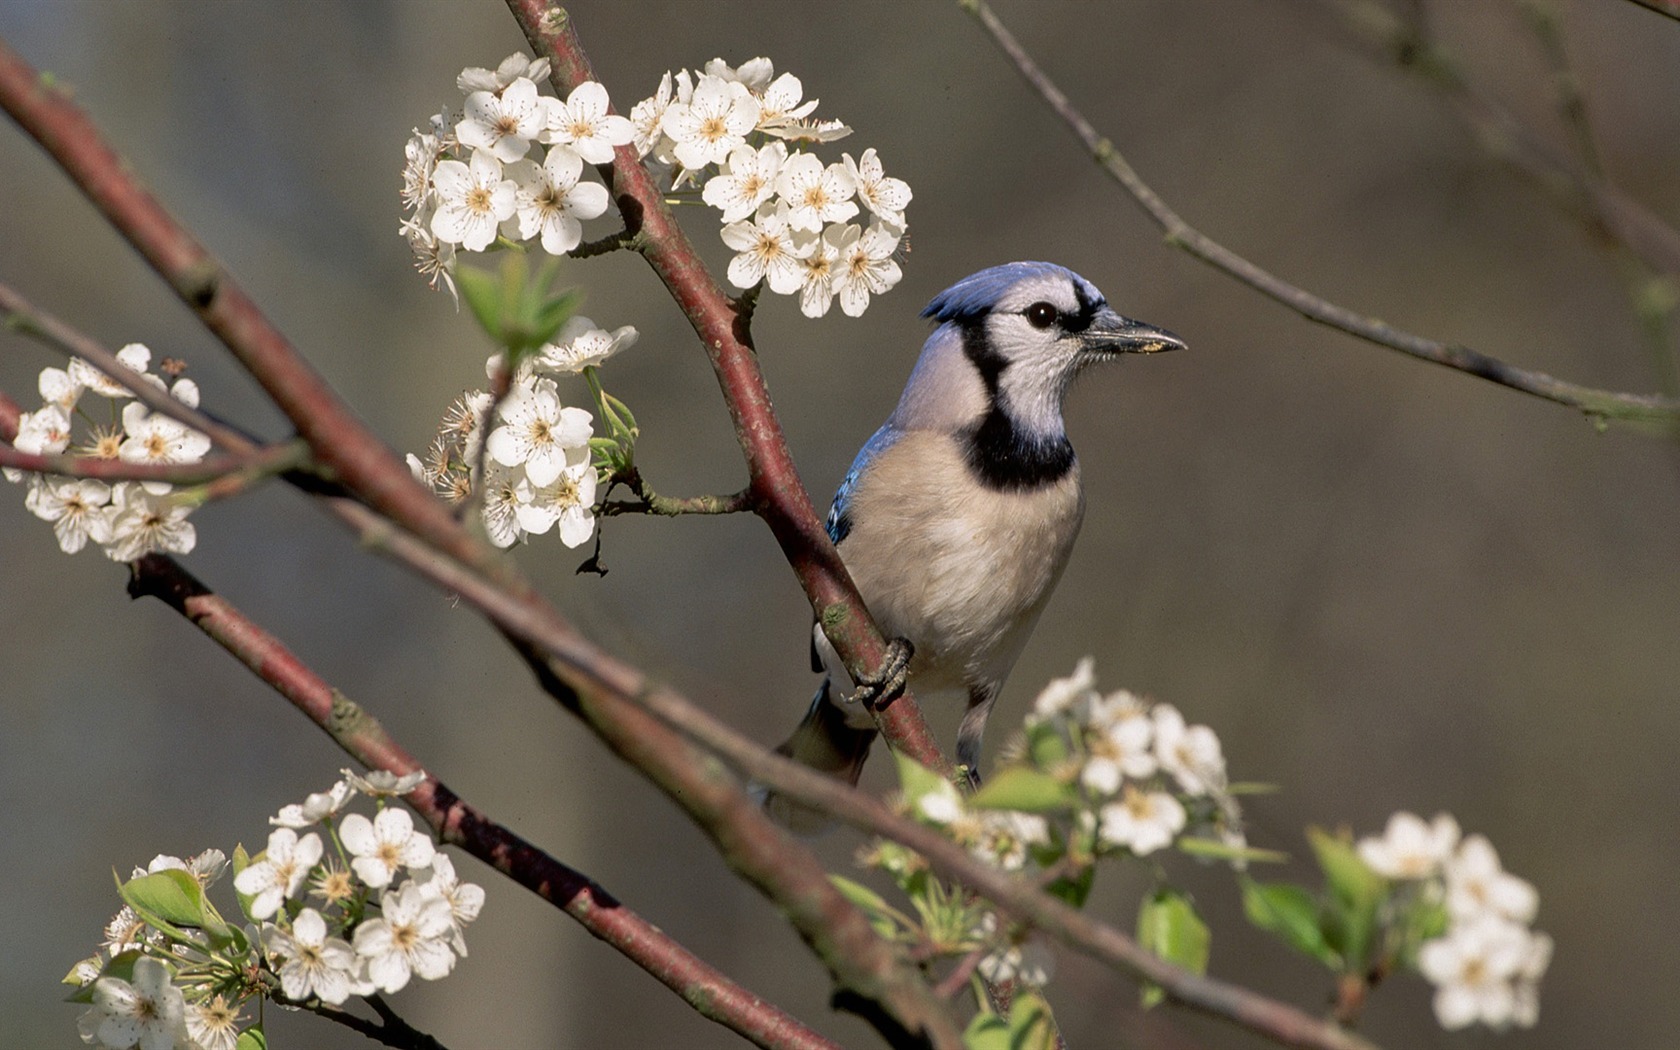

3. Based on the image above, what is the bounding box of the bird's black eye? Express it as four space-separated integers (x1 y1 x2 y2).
1024 302 1059 329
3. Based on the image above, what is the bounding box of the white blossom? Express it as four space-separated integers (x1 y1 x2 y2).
72 343 153 399
1097 785 1186 856
263 908 357 1005
339 808 435 890
478 459 525 549
104 484 197 562
506 145 610 255
703 56 775 94
78 956 186 1050
628 71 676 160
754 72 821 137
455 77 548 163
342 767 428 798
1418 916 1541 1030
6 404 71 481
702 142 786 223
430 149 518 252
775 152 858 233
1445 834 1539 924
418 853 485 956
831 220 903 317
233 827 323 921
660 75 761 171
118 400 211 493
793 224 846 319
1030 657 1098 722
270 780 355 829
38 365 82 412
182 994 242 1050
1152 704 1226 797
532 317 638 374
457 53 550 95
1080 690 1155 795
353 880 457 993
843 147 913 226
719 201 813 294
484 379 593 487
24 476 112 553
1357 811 1461 880
543 81 634 165
515 453 598 549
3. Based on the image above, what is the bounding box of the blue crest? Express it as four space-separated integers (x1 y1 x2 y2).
920 261 1102 324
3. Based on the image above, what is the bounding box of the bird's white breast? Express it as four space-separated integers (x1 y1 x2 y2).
836 429 1085 692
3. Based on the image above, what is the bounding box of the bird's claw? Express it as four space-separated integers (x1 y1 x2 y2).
842 637 915 709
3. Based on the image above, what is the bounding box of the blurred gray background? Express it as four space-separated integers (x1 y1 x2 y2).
3 1 1678 1047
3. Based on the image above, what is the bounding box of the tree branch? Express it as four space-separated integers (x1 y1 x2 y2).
0 438 308 491
505 0 953 774
961 0 1680 430
121 552 840 1050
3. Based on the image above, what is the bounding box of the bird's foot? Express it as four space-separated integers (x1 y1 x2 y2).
842 637 915 709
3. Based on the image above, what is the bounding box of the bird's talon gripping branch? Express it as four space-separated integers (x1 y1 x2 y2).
844 637 914 710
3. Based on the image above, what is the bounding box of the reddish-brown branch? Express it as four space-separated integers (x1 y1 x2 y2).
123 552 840 1050
504 0 950 776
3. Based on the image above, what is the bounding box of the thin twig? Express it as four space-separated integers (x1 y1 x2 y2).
599 466 754 516
0 281 255 453
1621 0 1680 23
0 439 307 491
281 994 449 1050
962 0 1680 429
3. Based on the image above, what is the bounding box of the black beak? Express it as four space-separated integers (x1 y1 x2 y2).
1084 306 1186 355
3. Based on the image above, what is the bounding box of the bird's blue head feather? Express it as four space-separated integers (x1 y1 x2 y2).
920 261 1103 324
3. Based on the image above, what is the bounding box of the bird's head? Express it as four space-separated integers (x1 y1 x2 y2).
910 261 1183 443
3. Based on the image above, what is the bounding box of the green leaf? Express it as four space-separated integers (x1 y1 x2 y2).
63 950 141 1003
120 869 227 938
1137 888 1210 1008
1006 990 1059 1050
529 288 581 350
1042 859 1095 910
1307 827 1387 970
828 875 902 939
235 1024 268 1050
455 264 502 344
1241 878 1340 968
1176 836 1288 864
963 1006 1010 1050
969 766 1074 813
892 751 954 811
1025 721 1069 769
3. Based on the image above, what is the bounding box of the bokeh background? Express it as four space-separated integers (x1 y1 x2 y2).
3 1 1678 1047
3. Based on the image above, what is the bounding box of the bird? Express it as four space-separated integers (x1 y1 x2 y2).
765 261 1183 827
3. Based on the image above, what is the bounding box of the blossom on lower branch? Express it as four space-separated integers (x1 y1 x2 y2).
69 774 485 1050
8 344 209 562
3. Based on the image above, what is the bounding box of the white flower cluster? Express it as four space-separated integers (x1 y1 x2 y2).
71 772 484 1050
400 53 629 299
7 345 207 561
408 316 635 550
629 56 912 317
1030 657 1240 857
1358 812 1551 1031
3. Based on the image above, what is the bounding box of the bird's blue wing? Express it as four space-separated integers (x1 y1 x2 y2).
825 424 898 546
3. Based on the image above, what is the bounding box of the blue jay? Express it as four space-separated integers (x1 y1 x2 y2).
767 261 1182 823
